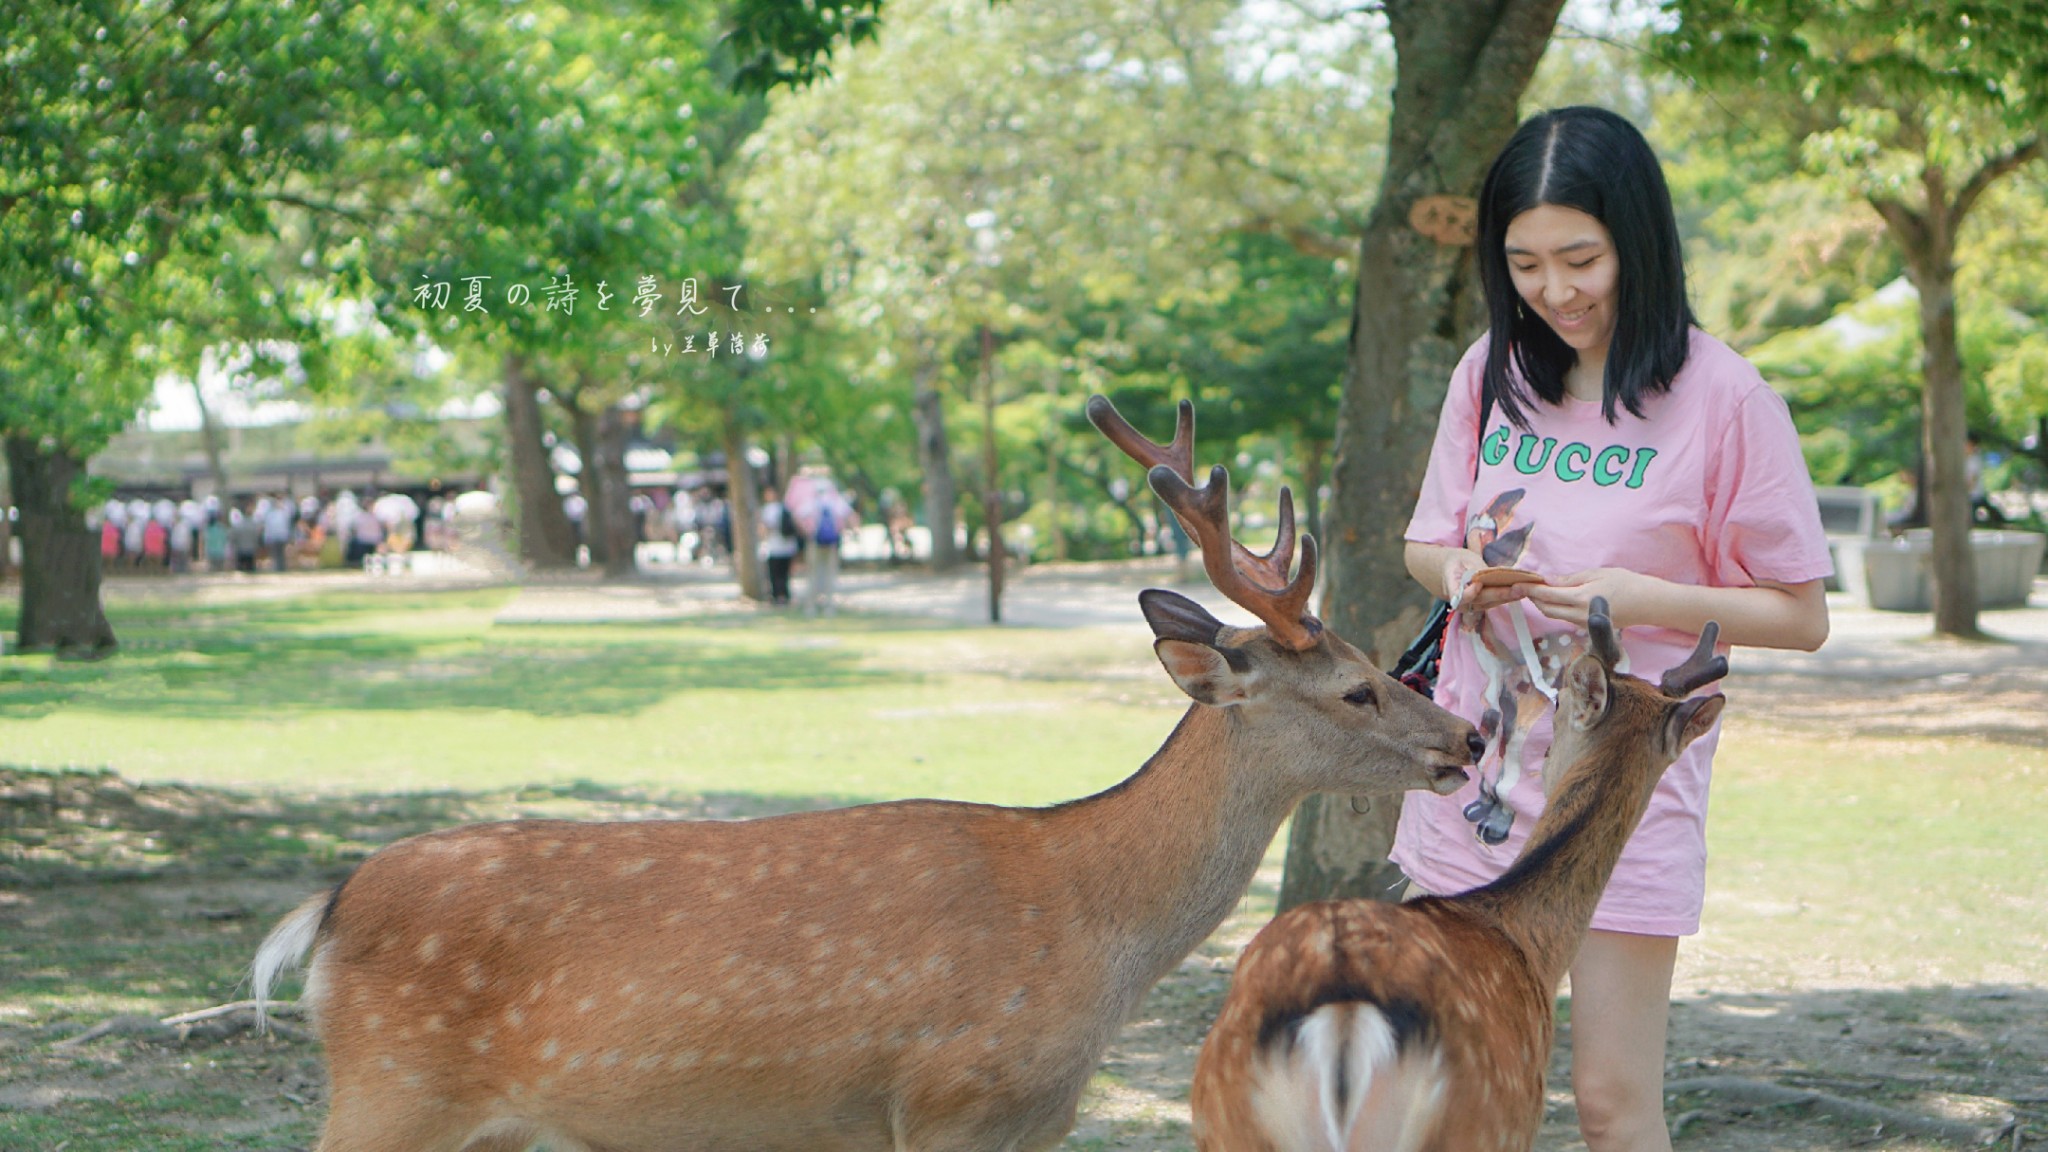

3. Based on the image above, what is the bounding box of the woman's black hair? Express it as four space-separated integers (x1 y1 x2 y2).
1476 106 1695 427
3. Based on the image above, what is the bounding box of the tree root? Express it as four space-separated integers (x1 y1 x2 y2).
1665 1075 2012 1146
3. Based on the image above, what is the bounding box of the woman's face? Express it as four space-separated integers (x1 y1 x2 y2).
1504 204 1619 365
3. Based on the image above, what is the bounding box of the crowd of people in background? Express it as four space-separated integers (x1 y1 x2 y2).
89 490 450 575
84 468 879 604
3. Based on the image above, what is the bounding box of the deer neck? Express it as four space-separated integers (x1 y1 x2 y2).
1042 705 1294 992
1466 743 1663 985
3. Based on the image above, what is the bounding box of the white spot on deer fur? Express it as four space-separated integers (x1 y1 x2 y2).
743 1056 766 1069
1005 988 1028 1014
403 1072 424 1089
425 1015 446 1032
578 843 595 856
565 1053 585 1071
752 863 771 882
635 1054 662 1071
379 1056 398 1071
540 841 563 857
505 1007 525 1028
620 858 655 876
465 964 487 993
470 1036 491 1054
676 991 701 1008
577 996 597 1013
417 936 443 962
600 1050 622 1068
481 856 504 872
540 1039 560 1060
364 1014 383 1031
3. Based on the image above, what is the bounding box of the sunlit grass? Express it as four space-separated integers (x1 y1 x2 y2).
0 586 1174 806
1702 722 2048 988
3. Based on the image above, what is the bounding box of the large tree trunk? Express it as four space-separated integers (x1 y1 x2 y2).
5 435 116 658
1914 260 1978 636
912 359 961 572
722 403 764 600
1299 434 1329 546
595 403 637 579
563 391 609 568
1875 177 1980 638
503 352 578 569
1281 0 1566 913
193 379 231 499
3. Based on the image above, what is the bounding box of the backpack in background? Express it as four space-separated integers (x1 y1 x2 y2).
814 504 841 546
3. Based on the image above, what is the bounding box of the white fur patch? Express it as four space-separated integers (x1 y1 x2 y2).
1247 1004 1446 1152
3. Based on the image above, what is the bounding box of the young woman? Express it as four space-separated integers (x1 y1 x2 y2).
1398 106 1832 1152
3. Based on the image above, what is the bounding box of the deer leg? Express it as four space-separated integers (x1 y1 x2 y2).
315 1110 478 1152
314 1078 515 1152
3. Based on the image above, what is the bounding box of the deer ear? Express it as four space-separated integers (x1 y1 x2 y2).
1561 655 1610 731
1154 640 1249 707
1666 694 1725 753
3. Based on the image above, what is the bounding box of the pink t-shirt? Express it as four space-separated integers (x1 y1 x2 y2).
1394 328 1832 936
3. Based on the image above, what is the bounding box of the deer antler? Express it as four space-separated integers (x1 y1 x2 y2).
1586 600 1725 696
1586 597 1623 668
1088 395 1322 650
1659 622 1727 697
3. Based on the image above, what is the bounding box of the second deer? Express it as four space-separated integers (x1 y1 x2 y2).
250 396 1481 1152
1190 598 1726 1152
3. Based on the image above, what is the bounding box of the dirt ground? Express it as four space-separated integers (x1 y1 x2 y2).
3 568 2046 1150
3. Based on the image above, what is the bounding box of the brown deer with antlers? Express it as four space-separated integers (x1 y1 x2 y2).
250 396 1481 1152
1189 599 1726 1152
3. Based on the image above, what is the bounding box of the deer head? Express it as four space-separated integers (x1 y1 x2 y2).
1091 395 1482 797
1549 598 1726 785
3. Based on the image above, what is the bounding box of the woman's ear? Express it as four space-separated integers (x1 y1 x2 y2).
1154 640 1249 707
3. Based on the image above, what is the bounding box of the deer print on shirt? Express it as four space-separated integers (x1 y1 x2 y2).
1458 489 1598 845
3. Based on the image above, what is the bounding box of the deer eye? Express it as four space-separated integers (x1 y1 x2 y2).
1342 684 1377 707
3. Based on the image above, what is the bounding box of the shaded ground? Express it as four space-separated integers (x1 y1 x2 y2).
2 566 2045 1150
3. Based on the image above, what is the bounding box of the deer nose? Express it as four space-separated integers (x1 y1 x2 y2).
1466 732 1487 763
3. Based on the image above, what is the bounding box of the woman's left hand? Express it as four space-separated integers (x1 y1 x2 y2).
1522 568 1662 628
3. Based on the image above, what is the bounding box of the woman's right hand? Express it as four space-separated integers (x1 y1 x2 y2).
1440 548 1530 617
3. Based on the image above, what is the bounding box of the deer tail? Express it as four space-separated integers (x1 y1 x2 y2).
1249 1001 1446 1152
250 890 333 1032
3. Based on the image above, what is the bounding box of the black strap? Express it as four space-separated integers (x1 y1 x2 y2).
1394 379 1498 693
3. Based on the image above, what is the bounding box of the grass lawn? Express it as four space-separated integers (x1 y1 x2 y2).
0 585 1174 804
1 580 2044 1150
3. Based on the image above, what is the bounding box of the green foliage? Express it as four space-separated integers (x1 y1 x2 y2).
1748 284 1922 486
722 0 888 92
737 0 1388 528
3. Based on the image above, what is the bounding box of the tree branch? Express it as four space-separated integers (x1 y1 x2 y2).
1234 217 1356 262
1865 195 1931 275
1273 0 1385 26
1950 135 2044 231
